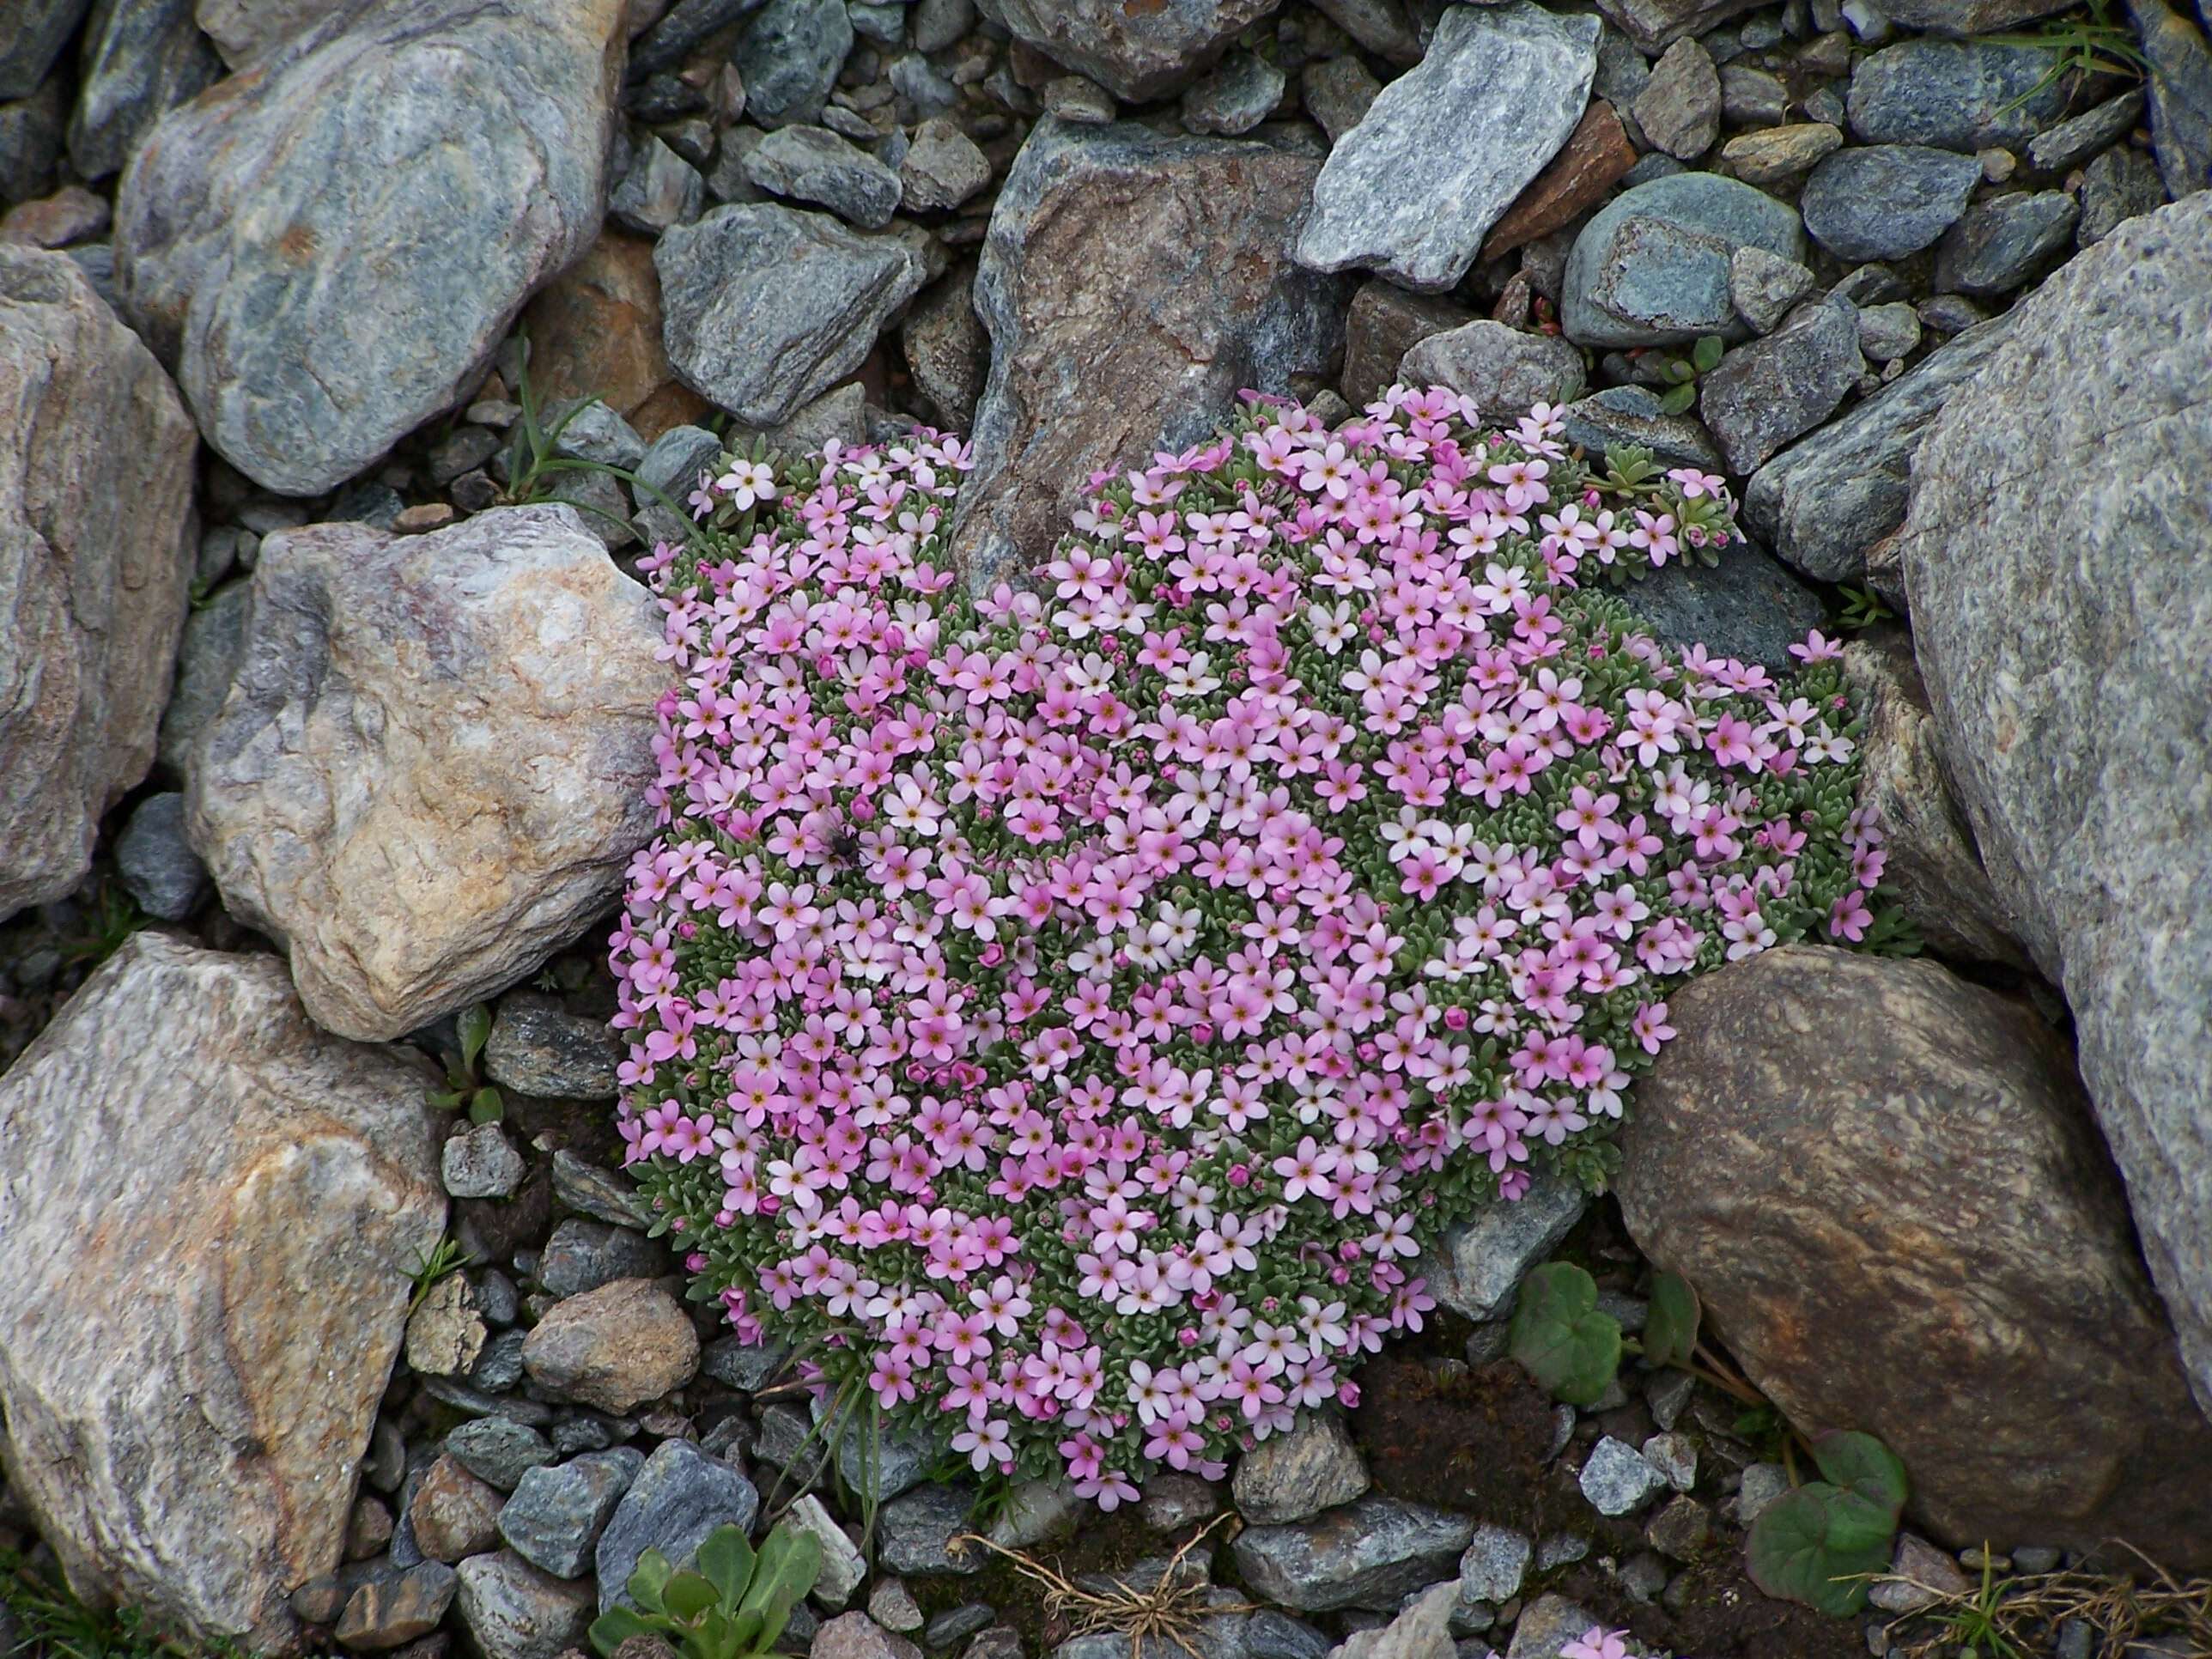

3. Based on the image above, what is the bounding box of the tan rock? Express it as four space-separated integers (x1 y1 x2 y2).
521 1278 700 1413
0 246 197 921
0 934 445 1651
1617 945 2212 1567
520 231 708 443
185 504 665 1041
192 0 345 66
410 1455 507 1564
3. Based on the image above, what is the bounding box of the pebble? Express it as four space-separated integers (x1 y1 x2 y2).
1232 1412 1372 1525
787 1493 868 1607
1182 51 1285 137
2077 145 2167 246
1700 293 1864 472
1869 1533 1973 1613
1800 143 1981 261
747 124 902 228
869 1579 925 1633
910 0 973 51
1245 1609 1334 1659
1856 300 1921 362
1504 1593 1601 1659
1140 1472 1222 1532
877 1482 982 1576
733 0 853 127
1559 385 1724 472
538 1218 667 1299
336 1561 458 1650
611 134 706 234
2026 89 2143 174
2014 1546 2063 1574
114 793 208 921
1534 1534 1589 1571
1638 1432 1698 1492
446 1417 556 1493
1042 76 1116 124
521 1277 700 1413
700 1332 795 1392
814 1612 922 1659
1458 1524 1531 1603
469 1328 527 1394
410 1455 507 1564
498 1448 643 1578
441 1122 525 1200
405 1274 489 1379
1232 1493 1474 1613
1722 64 1789 126
1304 56 1382 146
596 1438 762 1613
1635 37 1722 161
453 1551 595 1659
1418 1176 1587 1322
924 1605 997 1649
1644 1494 1710 1559
1579 1437 1670 1516
1729 244 1815 333
1846 37 2069 151
1935 189 2080 296
344 1494 394 1561
1619 1549 1670 1602
1733 1462 1790 1525
899 118 992 212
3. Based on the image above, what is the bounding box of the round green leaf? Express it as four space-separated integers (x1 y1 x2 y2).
1692 334 1725 374
1644 1272 1701 1370
1810 1430 1910 1522
1745 1485 1895 1615
1510 1262 1623 1406
1659 382 1698 416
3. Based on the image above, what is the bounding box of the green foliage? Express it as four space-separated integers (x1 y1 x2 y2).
1745 1430 1911 1616
588 1522 823 1659
1936 1554 2031 1659
426 1001 503 1124
1650 334 1725 416
1508 1262 1622 1406
1591 445 1725 574
57 881 144 969
1992 1 2147 113
1837 583 1895 631
1642 1272 1701 1370
0 1552 252 1659
404 1234 475 1317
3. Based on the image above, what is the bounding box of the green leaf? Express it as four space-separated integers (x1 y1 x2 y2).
696 1525 756 1609
425 1089 465 1110
725 1606 768 1656
587 1606 658 1657
469 1086 505 1125
1811 1430 1910 1522
1692 334 1724 374
1508 1261 1623 1407
1745 1485 1896 1615
457 1003 491 1072
1658 381 1698 416
1643 1273 1701 1370
627 1547 673 1616
1661 358 1696 385
662 1569 720 1623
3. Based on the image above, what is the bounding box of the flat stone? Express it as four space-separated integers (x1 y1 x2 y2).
1697 294 1862 473
1559 384 1723 471
1801 143 1981 262
1503 1593 1605 1659
972 0 1280 101
1593 0 1761 52
1719 120 1842 185
1232 1413 1370 1526
68 0 222 181
0 935 443 1651
1562 169 1806 347
453 1551 596 1659
1 248 197 921
1618 536 1823 672
1635 36 1720 161
787 1493 868 1607
1457 1524 1531 1603
1397 320 1584 423
951 118 1349 586
1416 1176 1587 1322
2026 88 2145 173
595 1440 760 1613
1935 189 2079 296
1727 244 1814 332
747 124 902 228
1579 1438 1667 1516
878 1482 983 1577
1042 75 1117 123
538 1218 669 1299
484 999 622 1099
1303 55 1382 147
1847 37 2068 151
1297 3 1600 294
2133 0 2212 198
1182 51 1285 137
656 203 927 427
1480 100 1639 264
1231 1493 1474 1613
733 0 850 126
500 1449 643 1578
114 791 208 921
336 1560 458 1650
114 0 623 495
1620 946 2212 1567
447 1418 557 1493
522 1278 701 1413
1744 311 2015 581
520 232 709 446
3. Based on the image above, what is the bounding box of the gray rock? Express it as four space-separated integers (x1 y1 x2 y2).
1720 62 1787 126
1 248 198 921
442 1121 526 1200
870 1580 925 1633
1593 0 1762 52
735 0 851 126
500 1449 643 1578
951 118 1349 586
1856 300 1921 362
69 0 222 180
1800 143 1981 262
898 118 991 212
522 1277 701 1413
1619 536 1824 671
114 0 623 496
813 1391 938 1500
453 1551 596 1659
1231 1494 1474 1613
2027 88 2144 173
597 1439 762 1612
549 1154 652 1233
1733 1462 1789 1525
1457 1525 1531 1603
484 1000 622 1099
2132 0 2212 198
1231 1413 1369 1525
787 1493 868 1607
1744 313 2015 581
1935 189 2080 295
1333 1581 1457 1659
1502 1593 1604 1659
1297 3 1600 293
1397 320 1584 422
1558 385 1724 471
539 1218 669 1299
1697 294 1862 473
878 1482 983 1576
900 267 988 428
0 0 90 100
1898 193 2212 1422
1182 51 1285 137
986 1477 1084 1548
1042 75 1117 123
0 82 67 205
629 422 724 551
1139 1472 1222 1532
1847 38 2067 151
972 0 1279 102
447 1418 557 1492
1635 36 1720 161
2079 143 2169 246
657 203 927 427
748 124 902 227
1727 244 1814 332
1639 1432 1696 1492
1247 1609 1333 1659
470 1327 528 1393
0 935 444 1652
1303 55 1381 146
611 133 707 234
1578 1437 1666 1516
910 0 973 51
817 1612 924 1659
114 791 208 921
191 0 350 68
1418 1177 1587 1322
184 507 662 1041
1562 170 1806 347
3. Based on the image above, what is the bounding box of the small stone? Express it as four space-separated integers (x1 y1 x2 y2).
1868 1533 1973 1613
442 1122 525 1200
787 1493 868 1607
1855 301 1920 362
1559 385 1725 472
1644 1494 1709 1559
878 1482 982 1576
538 1218 668 1299
910 0 972 51
813 1612 921 1659
1141 1472 1223 1532
1698 293 1863 473
1801 143 1981 262
1304 57 1382 147
1504 1594 1604 1659
2027 89 2144 173
1729 244 1814 332
869 1580 924 1633
1624 536 1825 671
1480 99 1640 264
1720 120 1841 185
1182 52 1285 137
393 502 458 533
1458 1524 1531 1603
521 1278 701 1413
926 1605 997 1649
1638 1432 1697 1492
2078 144 2168 246
337 1561 459 1651
1562 169 1807 347
1579 1438 1667 1516
748 124 903 228
1934 189 2079 296
1042 76 1116 124
114 792 208 921
611 135 707 234
1333 1581 1457 1659
0 184 111 249
986 1477 1084 1549
1233 1413 1370 1526
734 0 853 127
1397 320 1585 422
1231 1493 1474 1613
1846 37 2068 152
1635 37 1721 161
965 1627 1024 1659
2055 1621 2095 1659
453 1551 595 1659
410 1455 507 1564
2014 1546 2063 1575
899 118 992 211
1340 281 1474 408
406 1273 489 1379
1534 1533 1589 1571
499 1449 643 1578
1719 64 1789 126
345 1495 395 1562
2134 0 2212 198
447 1418 557 1492
1734 1462 1790 1525
1245 1609 1332 1659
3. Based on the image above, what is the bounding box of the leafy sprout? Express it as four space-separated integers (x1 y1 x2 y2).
426 1001 503 1125
1991 0 2148 115
1838 583 1896 630
404 1234 476 1318
588 1522 823 1659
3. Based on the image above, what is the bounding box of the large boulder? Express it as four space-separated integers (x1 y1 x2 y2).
1898 194 2212 1416
1618 946 2212 1566
0 246 198 922
115 0 626 495
951 118 1351 589
185 504 665 1040
970 0 1280 101
0 933 446 1650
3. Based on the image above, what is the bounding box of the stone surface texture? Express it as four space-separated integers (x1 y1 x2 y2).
1562 171 1805 346
115 0 625 495
1898 194 2212 1420
1397 320 1585 423
1618 946 2212 1565
520 232 708 443
0 934 445 1651
970 0 1282 100
185 504 665 1041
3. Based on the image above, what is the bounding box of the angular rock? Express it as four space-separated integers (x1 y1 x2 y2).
0 934 444 1651
1480 100 1638 264
1696 295 1862 474
1504 1595 1606 1659
1562 171 1805 348
629 422 724 551
951 118 1350 587
521 1277 701 1413
1341 281 1474 410
1332 1581 1455 1659
1719 120 1842 186
1231 1494 1474 1613
335 1560 458 1651
1800 144 1982 263
184 505 662 1041
611 133 706 234
1 247 197 921
483 999 623 1098
0 0 91 100
1297 3 1600 294
2079 143 2169 246
1620 537 1825 672
1727 245 1814 333
787 1493 868 1607
453 1551 596 1659
1634 37 1720 161
878 1483 983 1577
500 1449 642 1578
657 204 927 428
1397 320 1584 423
900 268 988 429
2131 0 2212 198
1877 0 2072 24
1856 301 1922 363
193 0 347 67
1618 946 2212 1565
2026 88 2145 173
553 1151 653 1231
973 0 1280 101
1848 38 2068 151
900 118 991 212
746 124 902 228
410 1453 507 1563
115 0 625 495
1579 1438 1666 1516
442 1122 526 1200
1593 0 1760 52
1744 313 2015 582
1417 1179 1587 1323
69 0 222 180
405 1272 489 1377
115 790 209 921
0 81 67 205
732 0 850 127
1558 384 1723 471
1303 56 1381 148
1898 194 2212 1422
1457 1524 1530 1603
1934 189 2080 296
1231 1413 1369 1526
447 1418 557 1493
540 1218 671 1298
521 232 709 446
597 1439 761 1613
1182 51 1285 137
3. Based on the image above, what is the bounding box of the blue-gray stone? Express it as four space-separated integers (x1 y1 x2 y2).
744 123 902 228
69 0 222 180
115 792 208 921
1231 1494 1474 1613
1696 293 1863 474
596 1439 762 1613
447 1417 556 1492
2131 0 2212 198
878 1482 983 1577
1562 171 1805 347
733 0 852 127
1800 144 1981 263
1243 1609 1332 1659
1559 385 1724 472
1846 38 2067 151
0 0 90 101
538 1219 667 1299
1181 51 1286 137
1618 536 1826 672
499 1448 644 1578
1935 190 2080 296
1 82 65 205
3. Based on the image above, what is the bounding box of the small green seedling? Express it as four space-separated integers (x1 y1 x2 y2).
404 1234 475 1317
1745 1430 1910 1616
1838 582 1896 630
1653 334 1724 416
426 1002 503 1125
588 1522 823 1659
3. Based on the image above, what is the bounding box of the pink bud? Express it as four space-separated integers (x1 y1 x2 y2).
1228 1163 1252 1188
1337 1380 1362 1409
678 921 697 940
1190 1021 1215 1044
979 943 1005 967
1329 1265 1352 1285
1177 1328 1200 1348
1443 1006 1469 1030
849 796 875 822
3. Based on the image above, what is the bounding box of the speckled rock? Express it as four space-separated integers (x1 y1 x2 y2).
1696 295 1863 474
1846 37 2069 152
1620 538 1824 672
1934 190 2080 296
453 1551 596 1659
971 0 1281 100
1397 320 1584 422
597 1439 762 1613
521 1278 700 1413
1231 1413 1369 1525
483 999 623 1098
69 0 222 180
1799 144 1981 262
1231 1495 1474 1613
1562 171 1806 347
0 0 92 100
1418 1177 1587 1322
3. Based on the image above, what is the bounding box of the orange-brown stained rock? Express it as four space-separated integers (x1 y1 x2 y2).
409 1455 507 1564
0 935 446 1652
1480 100 1638 264
521 231 708 442
521 1278 701 1413
1617 946 2212 1569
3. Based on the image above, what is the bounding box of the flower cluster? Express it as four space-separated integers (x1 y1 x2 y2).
611 386 1889 1504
